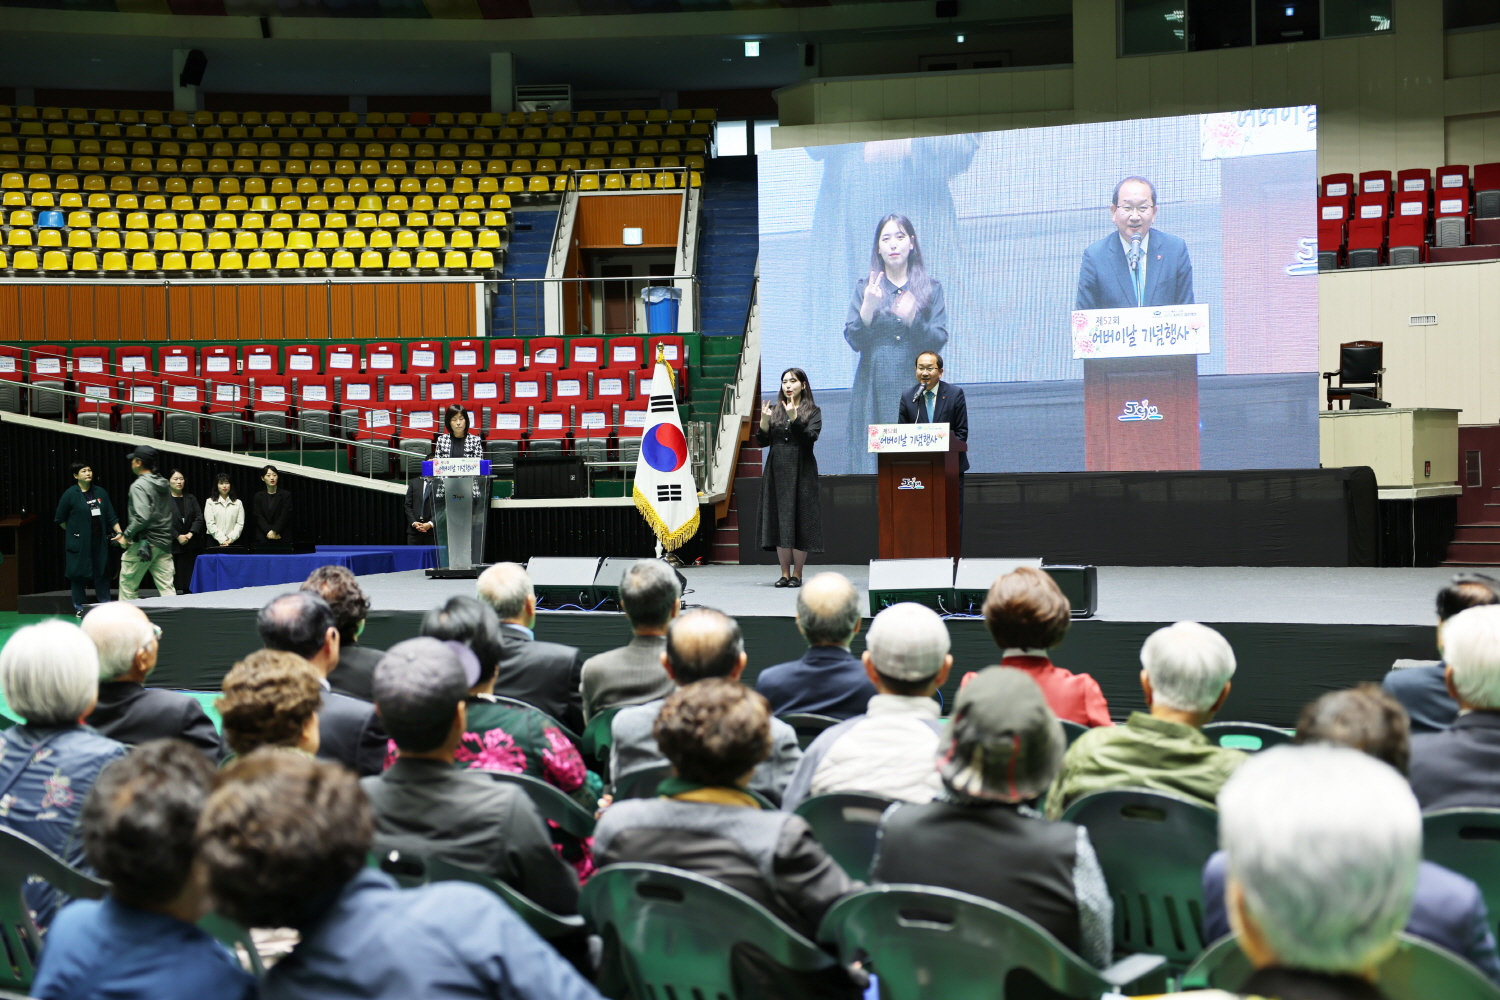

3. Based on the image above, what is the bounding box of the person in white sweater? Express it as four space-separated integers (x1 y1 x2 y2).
204 474 245 548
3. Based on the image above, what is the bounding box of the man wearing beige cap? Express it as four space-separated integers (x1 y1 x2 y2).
781 602 952 809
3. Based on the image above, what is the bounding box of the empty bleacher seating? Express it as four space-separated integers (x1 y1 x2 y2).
1318 161 1500 268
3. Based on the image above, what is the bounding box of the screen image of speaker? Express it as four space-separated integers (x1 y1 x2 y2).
868 557 956 615
528 556 602 609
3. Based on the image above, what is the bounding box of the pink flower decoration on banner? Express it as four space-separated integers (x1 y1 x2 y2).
1072 312 1089 333
455 729 527 774
1075 337 1096 357
540 728 588 792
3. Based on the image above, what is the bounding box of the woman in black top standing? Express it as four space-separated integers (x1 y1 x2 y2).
55 461 122 613
757 368 823 588
251 465 294 547
433 404 486 562
167 469 206 594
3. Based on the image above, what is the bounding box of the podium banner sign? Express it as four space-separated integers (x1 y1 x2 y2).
1071 304 1211 361
423 458 492 477
868 423 951 454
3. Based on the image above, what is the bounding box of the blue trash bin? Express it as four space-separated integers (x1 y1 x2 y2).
642 286 681 334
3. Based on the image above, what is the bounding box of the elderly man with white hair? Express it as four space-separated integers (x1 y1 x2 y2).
781 602 952 810
1161 744 1420 1000
1046 621 1244 819
476 562 585 732
1409 603 1500 810
81 602 222 760
0 620 128 926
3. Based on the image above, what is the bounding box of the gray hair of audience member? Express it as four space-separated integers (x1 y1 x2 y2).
1139 621 1236 714
797 572 862 647
1219 744 1419 974
374 638 471 753
421 595 504 686
0 620 99 726
865 602 951 683
258 591 337 660
1294 684 1411 775
939 667 1065 804
665 608 745 684
1440 604 1500 709
82 602 157 681
621 559 681 630
476 562 533 621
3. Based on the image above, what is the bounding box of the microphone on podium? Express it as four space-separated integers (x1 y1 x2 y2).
1127 233 1143 272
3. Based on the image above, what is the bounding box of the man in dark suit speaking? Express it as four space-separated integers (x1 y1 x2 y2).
897 351 968 473
1075 176 1195 311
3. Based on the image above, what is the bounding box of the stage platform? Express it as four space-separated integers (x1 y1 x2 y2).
132 564 1454 728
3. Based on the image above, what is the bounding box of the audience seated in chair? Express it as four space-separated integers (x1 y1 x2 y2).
477 563 585 732
258 591 388 776
361 637 580 915
0 620 127 926
1046 621 1243 819
781 602 951 810
216 649 324 761
423 595 602 808
756 572 876 721
870 667 1115 968
1201 684 1500 983
612 608 801 804
81 602 222 760
302 565 384 702
1384 573 1500 734
1157 745 1419 1000
593 679 862 997
975 566 1111 727
30 741 256 1000
579 558 680 722
1409 604 1500 811
199 750 600 1000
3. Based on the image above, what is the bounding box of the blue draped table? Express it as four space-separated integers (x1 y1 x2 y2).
315 545 441 572
190 550 399 594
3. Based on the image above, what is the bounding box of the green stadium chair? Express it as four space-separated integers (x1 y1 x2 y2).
1060 719 1089 745
582 863 844 1000
612 763 672 801
1201 721 1293 752
1181 932 1500 1000
579 705 620 777
0 827 108 991
1060 788 1219 965
372 849 585 940
485 771 595 842
818 884 1168 999
1422 809 1500 940
196 913 265 976
793 792 895 881
778 712 842 750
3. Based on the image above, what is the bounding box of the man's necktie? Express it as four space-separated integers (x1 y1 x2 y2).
919 390 933 423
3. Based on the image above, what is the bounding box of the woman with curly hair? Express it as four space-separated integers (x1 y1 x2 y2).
215 650 323 762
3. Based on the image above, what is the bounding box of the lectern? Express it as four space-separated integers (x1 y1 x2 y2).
869 423 966 559
423 457 492 579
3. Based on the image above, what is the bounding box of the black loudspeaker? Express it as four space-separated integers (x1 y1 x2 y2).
935 0 958 17
513 455 586 499
592 556 687 610
868 557 955 615
529 556 602 609
179 49 208 88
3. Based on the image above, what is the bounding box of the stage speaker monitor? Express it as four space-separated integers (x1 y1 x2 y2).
528 556 602 609
953 558 1043 614
179 49 208 88
1043 565 1098 619
868 558 955 616
593 556 689 610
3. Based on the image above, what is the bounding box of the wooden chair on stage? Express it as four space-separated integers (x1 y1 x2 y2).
1324 341 1385 409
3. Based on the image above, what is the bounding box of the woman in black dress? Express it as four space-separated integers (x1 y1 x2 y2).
54 461 122 613
167 469 205 594
758 368 823 588
843 213 948 472
251 465 294 546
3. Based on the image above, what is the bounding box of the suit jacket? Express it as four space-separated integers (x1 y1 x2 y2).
169 493 206 555
1409 710 1500 811
579 634 675 722
404 478 436 545
755 645 876 721
317 687 389 777
1074 229 1194 312
1383 662 1458 733
612 697 802 805
86 681 223 761
328 642 384 702
494 623 585 734
897 379 969 473
360 758 579 915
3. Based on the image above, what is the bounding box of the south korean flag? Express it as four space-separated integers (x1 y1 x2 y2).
632 351 699 551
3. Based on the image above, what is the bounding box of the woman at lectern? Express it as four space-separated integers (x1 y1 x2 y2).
758 368 823 588
434 403 486 560
843 214 948 471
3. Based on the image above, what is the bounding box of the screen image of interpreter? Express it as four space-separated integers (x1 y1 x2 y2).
844 214 948 472
897 351 969 473
405 445 437 545
251 465 294 546
204 474 244 549
55 461 122 614
757 367 824 589
1074 176 1195 311
167 470 205 596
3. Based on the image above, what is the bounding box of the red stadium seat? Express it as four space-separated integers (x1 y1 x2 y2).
1397 168 1432 195
566 337 606 369
366 341 401 376
448 339 486 375
617 398 648 462
484 400 527 470
1435 188 1471 248
1476 163 1500 220
201 344 238 378
592 367 634 402
326 343 361 375
574 400 612 463
528 400 571 455
206 376 248 449
382 374 419 407
114 346 153 378
487 338 524 372
646 335 685 369
119 378 163 437
607 335 647 370
510 370 545 403
29 345 67 418
70 346 111 380
550 368 587 403
349 407 397 475
1317 196 1349 269
1388 194 1429 265
286 343 323 375
426 374 462 410
75 374 117 431
0 346 23 413
406 340 444 376
1320 173 1354 200
339 375 378 438
296 374 337 441
1437 165 1471 194
159 345 198 378
245 344 282 375
526 336 564 371
1358 170 1392 201
1346 193 1389 267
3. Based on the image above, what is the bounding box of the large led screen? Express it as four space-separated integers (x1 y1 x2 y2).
757 107 1320 474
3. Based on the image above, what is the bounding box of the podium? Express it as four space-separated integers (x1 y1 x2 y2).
869 423 966 559
422 457 492 579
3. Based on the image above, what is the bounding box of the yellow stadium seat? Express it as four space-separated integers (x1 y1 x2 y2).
68 230 92 249
629 173 650 189
604 173 625 190
609 157 630 170
6 229 32 246
217 250 245 269
38 229 62 247
342 231 367 249
275 250 300 269
190 251 215 269
303 250 328 268
206 231 231 250
287 231 313 250
635 157 656 170
450 230 474 250
42 249 68 272
246 250 271 270
315 231 339 249
502 177 523 194
72 250 98 271
99 249 126 270
477 229 502 248
654 172 676 189
96 230 122 250
132 251 157 271
330 250 355 270
385 249 411 269
261 231 285 250
489 194 511 209
421 230 445 249
689 171 702 187
368 229 392 248
395 229 419 248
415 250 440 269
358 249 382 269
180 232 204 252
639 138 660 153
525 175 548 194
162 251 187 271
443 250 467 269
153 232 178 251
234 232 258 250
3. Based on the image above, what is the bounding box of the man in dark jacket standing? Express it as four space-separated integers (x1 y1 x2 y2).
118 446 176 600
55 461 122 614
